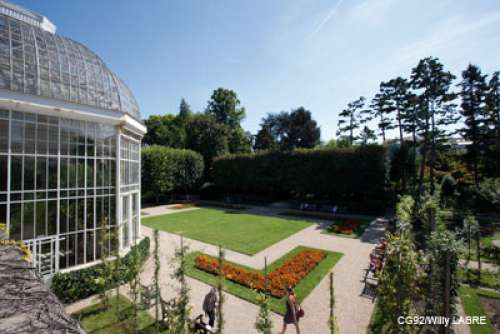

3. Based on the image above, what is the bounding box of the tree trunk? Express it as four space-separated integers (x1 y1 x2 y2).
429 106 436 196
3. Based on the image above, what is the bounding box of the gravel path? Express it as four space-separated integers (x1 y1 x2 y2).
137 206 387 334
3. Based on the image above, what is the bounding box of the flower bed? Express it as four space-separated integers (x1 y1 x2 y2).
331 220 361 235
194 249 326 298
173 203 195 209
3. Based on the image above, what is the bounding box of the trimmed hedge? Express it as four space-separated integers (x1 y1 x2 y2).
213 145 387 202
51 237 150 304
142 146 204 202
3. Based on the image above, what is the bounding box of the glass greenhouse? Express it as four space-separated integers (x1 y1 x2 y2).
0 0 146 276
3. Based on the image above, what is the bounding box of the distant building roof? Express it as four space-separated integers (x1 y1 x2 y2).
0 230 84 334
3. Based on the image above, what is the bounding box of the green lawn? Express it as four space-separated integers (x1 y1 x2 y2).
142 208 311 255
459 286 500 334
185 246 343 315
72 295 163 334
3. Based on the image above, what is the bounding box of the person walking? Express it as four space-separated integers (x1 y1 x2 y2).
278 286 301 334
202 287 217 328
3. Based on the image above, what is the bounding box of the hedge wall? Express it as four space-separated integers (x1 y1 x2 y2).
142 146 204 202
51 237 150 304
212 145 387 202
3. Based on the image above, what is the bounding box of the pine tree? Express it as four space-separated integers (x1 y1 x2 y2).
337 96 366 145
484 72 500 176
410 57 457 200
369 87 395 143
459 64 488 188
383 78 412 144
358 126 376 145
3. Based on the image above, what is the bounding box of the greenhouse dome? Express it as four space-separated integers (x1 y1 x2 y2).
0 0 146 276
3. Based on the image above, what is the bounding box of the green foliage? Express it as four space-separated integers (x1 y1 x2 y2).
459 64 489 187
478 178 500 210
143 114 187 148
186 113 229 168
255 258 273 334
51 237 150 304
169 237 191 334
153 230 161 333
377 223 421 334
206 87 246 128
337 96 366 145
254 126 277 151
424 230 462 330
256 107 321 151
213 145 387 206
142 145 204 201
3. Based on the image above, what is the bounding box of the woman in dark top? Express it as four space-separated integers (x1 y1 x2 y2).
279 286 301 334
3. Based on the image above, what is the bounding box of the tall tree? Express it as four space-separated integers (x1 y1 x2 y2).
383 77 412 144
484 72 500 176
205 87 250 154
358 125 376 145
337 96 366 145
179 98 192 120
186 113 229 170
369 87 395 143
206 88 246 127
283 107 321 149
459 64 488 188
254 126 277 151
258 108 320 150
410 57 457 198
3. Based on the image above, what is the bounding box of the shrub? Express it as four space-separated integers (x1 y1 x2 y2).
195 249 326 298
51 237 150 304
142 146 204 202
212 145 386 203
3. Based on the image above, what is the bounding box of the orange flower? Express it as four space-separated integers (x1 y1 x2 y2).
194 250 326 298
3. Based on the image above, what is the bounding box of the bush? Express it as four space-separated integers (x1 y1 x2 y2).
142 146 204 202
51 237 150 304
212 145 387 203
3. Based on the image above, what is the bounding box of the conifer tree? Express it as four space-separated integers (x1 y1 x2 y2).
410 57 457 198
459 64 489 188
337 96 366 145
369 87 395 143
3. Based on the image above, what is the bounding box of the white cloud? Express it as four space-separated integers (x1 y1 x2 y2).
396 11 500 62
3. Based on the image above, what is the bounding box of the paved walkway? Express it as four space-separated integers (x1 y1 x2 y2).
460 259 499 272
136 206 387 334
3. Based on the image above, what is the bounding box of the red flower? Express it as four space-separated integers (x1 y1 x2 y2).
194 250 327 298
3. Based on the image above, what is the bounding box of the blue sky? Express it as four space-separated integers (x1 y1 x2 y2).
18 0 500 141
